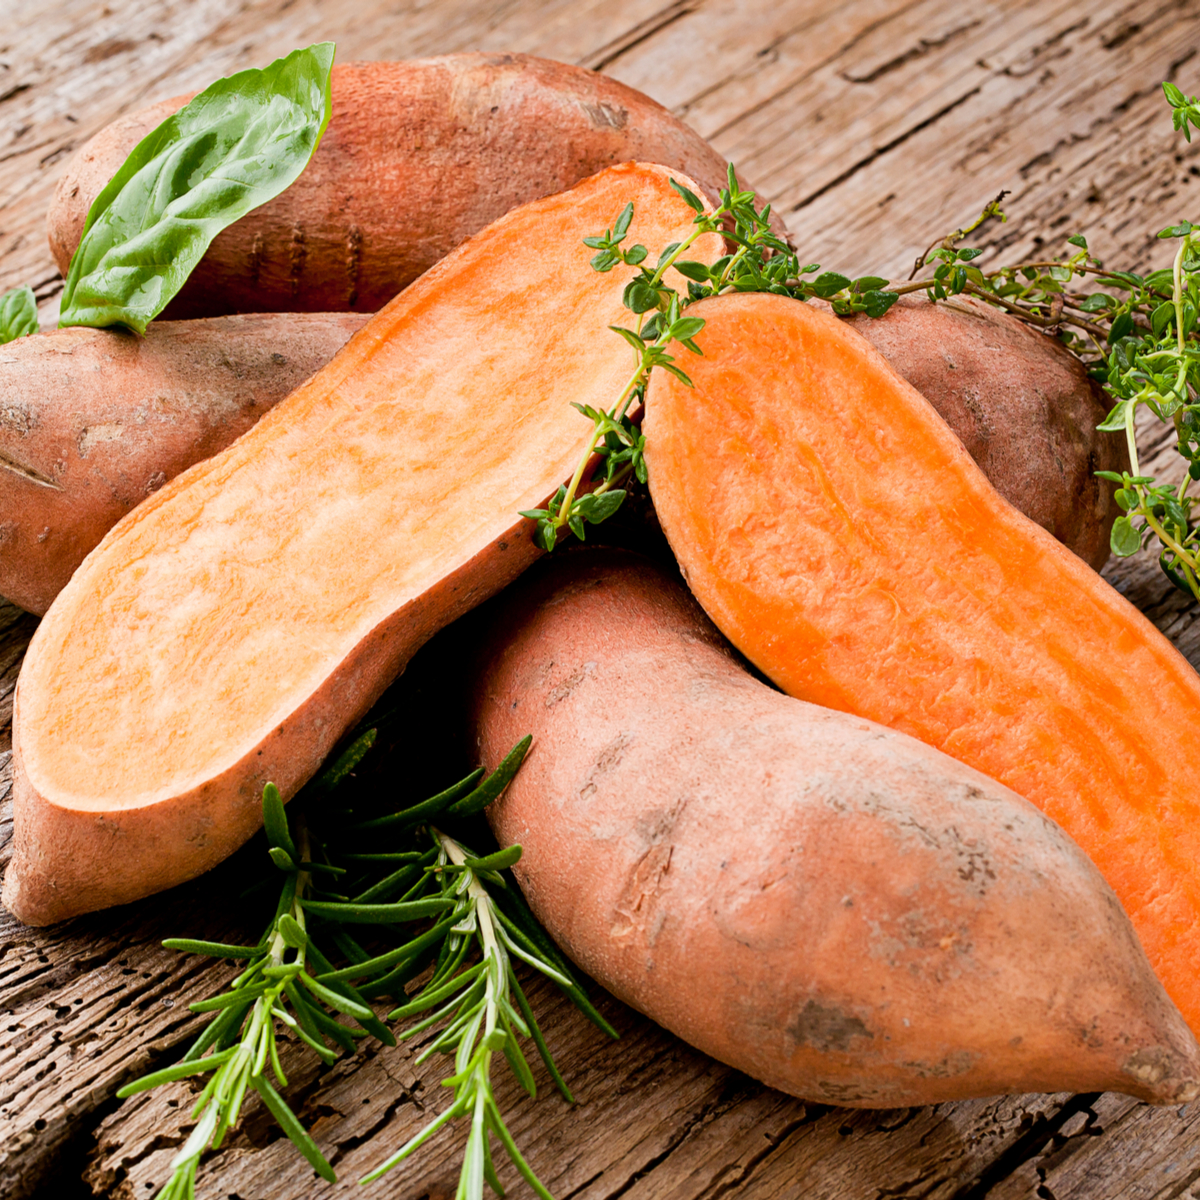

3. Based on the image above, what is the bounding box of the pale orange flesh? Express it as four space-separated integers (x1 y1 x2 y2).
643 293 1200 1038
6 163 720 924
0 313 368 615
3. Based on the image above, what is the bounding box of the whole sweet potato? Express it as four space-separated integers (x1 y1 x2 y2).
48 55 757 317
472 549 1200 1107
0 313 368 615
844 295 1125 570
643 292 1200 1039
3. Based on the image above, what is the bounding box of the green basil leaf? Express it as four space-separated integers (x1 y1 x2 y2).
59 42 335 334
0 285 38 344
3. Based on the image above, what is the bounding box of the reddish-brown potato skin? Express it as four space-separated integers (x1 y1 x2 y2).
472 550 1200 1108
0 313 368 615
843 296 1126 570
48 55 762 317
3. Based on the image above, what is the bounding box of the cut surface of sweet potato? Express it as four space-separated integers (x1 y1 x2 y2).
0 313 368 615
843 294 1126 569
643 293 1200 1038
473 550 1200 1107
5 162 720 926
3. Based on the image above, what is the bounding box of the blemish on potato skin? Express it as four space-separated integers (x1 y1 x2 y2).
0 403 36 435
545 662 597 708
789 999 874 1052
897 1049 977 1078
580 101 628 130
611 842 673 938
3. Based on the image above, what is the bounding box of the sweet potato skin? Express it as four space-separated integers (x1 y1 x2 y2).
844 296 1125 570
48 55 756 317
0 313 368 615
472 550 1200 1107
642 292 1200 1039
5 163 722 926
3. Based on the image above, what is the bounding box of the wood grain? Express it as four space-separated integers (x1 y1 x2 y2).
6 1 1200 1197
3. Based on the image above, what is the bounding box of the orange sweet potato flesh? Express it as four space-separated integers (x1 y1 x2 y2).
48 55 761 317
4 162 721 926
843 295 1126 570
642 293 1200 1039
0 313 367 616
472 549 1200 1107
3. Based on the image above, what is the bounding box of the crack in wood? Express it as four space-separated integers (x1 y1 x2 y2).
704 1108 831 1198
840 19 983 85
580 1 698 73
693 0 931 141
947 1093 1100 1198
790 87 983 212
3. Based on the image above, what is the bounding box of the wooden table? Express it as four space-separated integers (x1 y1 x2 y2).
5 1 1200 1196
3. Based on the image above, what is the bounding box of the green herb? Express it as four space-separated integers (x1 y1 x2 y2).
529 166 908 550
125 728 606 1200
361 829 616 1198
0 285 38 343
59 42 334 334
541 81 1200 604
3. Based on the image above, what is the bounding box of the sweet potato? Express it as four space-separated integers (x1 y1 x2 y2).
48 55 756 318
843 295 1125 569
0 313 368 616
642 293 1200 1037
471 549 1200 1107
3 162 721 926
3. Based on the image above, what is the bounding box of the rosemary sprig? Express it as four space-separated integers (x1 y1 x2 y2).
123 728 608 1199
360 829 613 1198
116 780 390 1200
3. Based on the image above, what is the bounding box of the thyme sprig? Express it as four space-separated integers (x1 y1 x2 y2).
525 166 907 552
123 728 607 1200
533 81 1200 608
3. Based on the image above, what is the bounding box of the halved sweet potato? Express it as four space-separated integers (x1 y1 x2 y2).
4 162 721 926
844 295 1126 569
48 55 758 317
0 313 368 615
642 293 1200 1037
472 549 1200 1107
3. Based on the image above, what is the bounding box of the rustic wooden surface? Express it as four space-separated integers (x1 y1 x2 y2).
6 1 1200 1197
